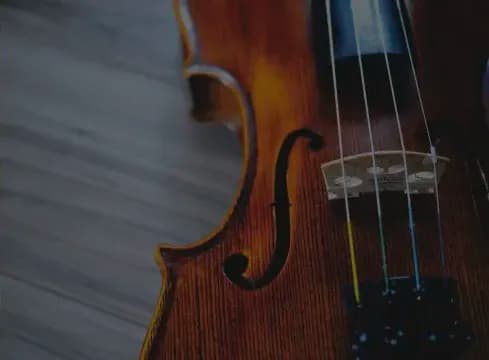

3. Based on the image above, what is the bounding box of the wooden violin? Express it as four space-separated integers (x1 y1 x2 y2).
141 0 489 358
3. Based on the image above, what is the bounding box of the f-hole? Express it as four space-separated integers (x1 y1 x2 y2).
223 129 323 290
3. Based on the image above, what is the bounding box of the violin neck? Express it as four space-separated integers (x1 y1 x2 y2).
329 0 412 60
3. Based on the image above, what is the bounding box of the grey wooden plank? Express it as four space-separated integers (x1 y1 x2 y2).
1 159 217 239
1 334 65 360
0 0 181 82
0 138 231 214
1 275 143 360
0 224 160 324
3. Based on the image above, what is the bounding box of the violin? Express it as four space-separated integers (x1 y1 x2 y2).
141 0 489 358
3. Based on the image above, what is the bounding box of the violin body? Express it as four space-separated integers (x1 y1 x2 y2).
141 1 489 358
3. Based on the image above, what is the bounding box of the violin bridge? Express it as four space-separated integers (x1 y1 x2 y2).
321 151 450 200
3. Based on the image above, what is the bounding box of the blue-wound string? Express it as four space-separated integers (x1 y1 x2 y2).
373 0 421 290
394 0 448 281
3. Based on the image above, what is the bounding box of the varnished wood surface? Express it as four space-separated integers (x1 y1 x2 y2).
145 1 489 359
0 1 242 359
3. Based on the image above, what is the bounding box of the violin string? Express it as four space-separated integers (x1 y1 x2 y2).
394 0 447 279
325 0 361 304
349 0 390 293
372 0 421 290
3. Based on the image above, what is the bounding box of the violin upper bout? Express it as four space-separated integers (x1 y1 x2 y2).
141 1 326 358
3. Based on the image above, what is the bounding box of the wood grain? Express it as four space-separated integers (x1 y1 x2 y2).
143 0 489 359
0 1 242 359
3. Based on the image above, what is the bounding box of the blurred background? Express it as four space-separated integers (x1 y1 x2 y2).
0 1 241 358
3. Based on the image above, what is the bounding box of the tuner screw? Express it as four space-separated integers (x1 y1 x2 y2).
397 330 404 337
428 334 437 342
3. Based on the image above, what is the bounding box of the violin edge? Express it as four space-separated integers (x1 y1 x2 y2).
139 1 257 358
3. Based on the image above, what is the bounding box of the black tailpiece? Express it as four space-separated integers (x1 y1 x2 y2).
346 277 472 359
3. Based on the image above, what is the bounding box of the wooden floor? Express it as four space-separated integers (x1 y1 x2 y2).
0 1 242 359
